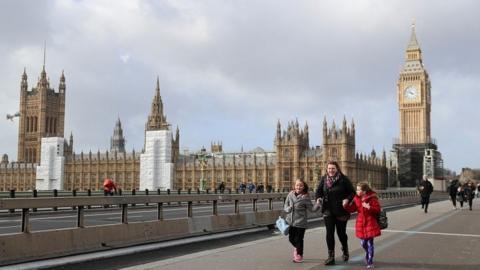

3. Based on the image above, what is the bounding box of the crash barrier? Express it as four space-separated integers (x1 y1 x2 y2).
0 187 280 199
0 190 447 265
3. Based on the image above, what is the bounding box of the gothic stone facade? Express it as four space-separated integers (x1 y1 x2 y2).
1 67 386 192
175 119 387 192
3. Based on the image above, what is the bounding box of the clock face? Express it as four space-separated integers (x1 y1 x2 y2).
404 86 418 100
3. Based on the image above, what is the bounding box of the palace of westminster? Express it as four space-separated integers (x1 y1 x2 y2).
0 25 443 192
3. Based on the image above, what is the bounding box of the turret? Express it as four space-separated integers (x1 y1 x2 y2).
59 70 66 94
21 68 28 92
276 119 281 141
323 116 328 141
110 117 126 153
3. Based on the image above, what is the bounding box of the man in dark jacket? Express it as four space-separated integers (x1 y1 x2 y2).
418 176 433 213
448 179 460 209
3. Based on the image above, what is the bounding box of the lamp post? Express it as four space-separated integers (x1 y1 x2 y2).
197 148 210 191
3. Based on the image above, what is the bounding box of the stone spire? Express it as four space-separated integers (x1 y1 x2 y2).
59 70 66 93
146 77 169 131
407 21 420 51
21 68 28 92
38 42 49 90
404 21 423 65
110 117 126 153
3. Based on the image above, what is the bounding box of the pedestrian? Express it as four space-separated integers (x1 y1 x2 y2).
476 183 480 198
315 161 355 265
247 182 255 193
284 179 321 263
344 182 381 269
465 181 475 211
103 178 117 196
257 183 265 193
457 184 466 209
448 179 459 209
218 181 225 193
418 176 433 213
239 182 246 194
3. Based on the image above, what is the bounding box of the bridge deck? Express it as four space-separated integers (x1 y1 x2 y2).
123 199 480 270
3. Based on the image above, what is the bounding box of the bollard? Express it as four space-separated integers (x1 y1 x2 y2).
131 189 136 207
87 189 92 209
9 189 15 213
167 189 171 205
157 188 161 195
177 189 182 205
145 189 149 206
53 189 58 211
32 189 38 212
72 189 77 210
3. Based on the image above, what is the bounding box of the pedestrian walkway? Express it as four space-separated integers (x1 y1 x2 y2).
122 199 480 270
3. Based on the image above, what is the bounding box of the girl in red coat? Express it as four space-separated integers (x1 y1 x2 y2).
344 182 381 269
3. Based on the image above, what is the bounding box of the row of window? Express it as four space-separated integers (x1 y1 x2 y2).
24 116 58 134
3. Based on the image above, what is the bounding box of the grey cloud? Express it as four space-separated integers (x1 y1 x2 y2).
0 0 479 173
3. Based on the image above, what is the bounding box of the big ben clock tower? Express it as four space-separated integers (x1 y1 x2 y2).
398 23 431 145
393 23 441 187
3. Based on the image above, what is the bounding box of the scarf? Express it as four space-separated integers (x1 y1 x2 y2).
326 173 340 189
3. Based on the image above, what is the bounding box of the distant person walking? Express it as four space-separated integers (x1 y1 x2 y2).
315 161 355 265
344 182 381 269
457 184 466 209
476 183 480 198
418 176 433 213
465 181 475 211
218 181 225 193
448 179 460 209
239 182 246 194
284 179 321 263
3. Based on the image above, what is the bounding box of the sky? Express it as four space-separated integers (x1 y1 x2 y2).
0 0 479 173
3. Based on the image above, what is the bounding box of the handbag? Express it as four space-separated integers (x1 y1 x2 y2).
377 209 388 230
276 216 290 235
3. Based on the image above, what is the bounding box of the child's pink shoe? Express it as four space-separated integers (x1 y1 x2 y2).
293 255 303 263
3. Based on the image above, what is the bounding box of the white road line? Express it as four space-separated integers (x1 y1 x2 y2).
377 228 480 238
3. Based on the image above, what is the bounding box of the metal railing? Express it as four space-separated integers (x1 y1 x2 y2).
0 192 287 233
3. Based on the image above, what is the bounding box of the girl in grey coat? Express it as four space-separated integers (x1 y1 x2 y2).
284 179 321 263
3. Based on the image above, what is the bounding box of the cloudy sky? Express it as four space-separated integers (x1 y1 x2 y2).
0 0 479 173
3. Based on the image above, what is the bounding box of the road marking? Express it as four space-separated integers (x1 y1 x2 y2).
370 228 480 238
